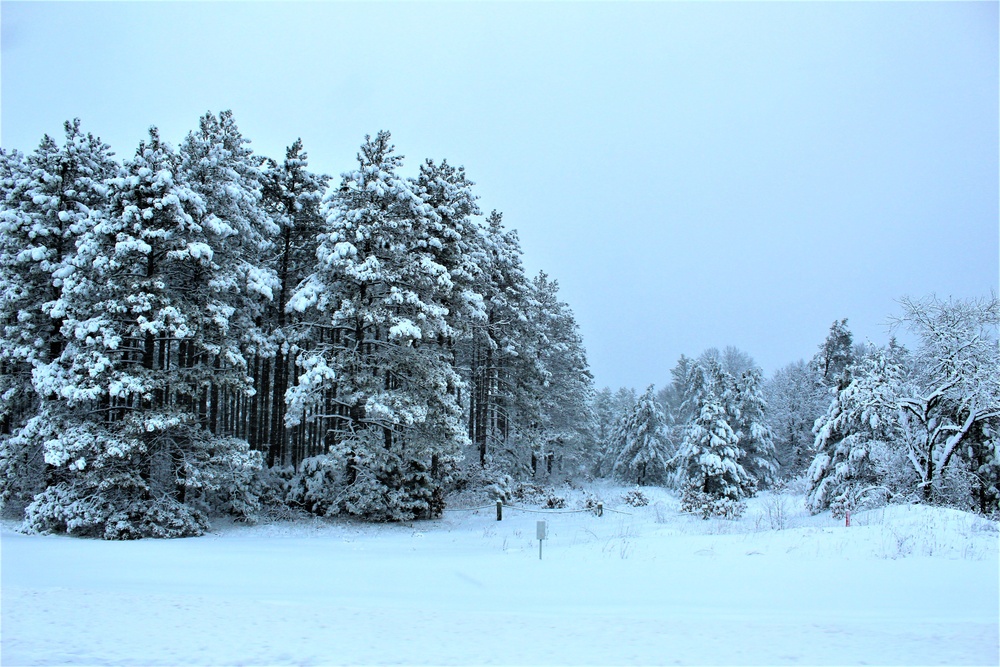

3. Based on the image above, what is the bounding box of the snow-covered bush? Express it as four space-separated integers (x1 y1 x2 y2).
0 430 46 519
543 493 567 509
335 432 445 522
621 488 650 507
286 455 345 517
23 480 210 540
448 459 513 503
681 490 746 520
197 440 266 523
511 482 548 505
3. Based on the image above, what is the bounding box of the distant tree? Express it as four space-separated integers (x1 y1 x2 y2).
734 367 779 489
662 354 696 425
592 387 638 477
678 365 755 518
612 385 671 485
806 345 910 516
812 318 855 390
526 271 595 478
765 359 828 478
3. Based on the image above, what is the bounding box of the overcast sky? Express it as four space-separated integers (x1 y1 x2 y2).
2 1 997 391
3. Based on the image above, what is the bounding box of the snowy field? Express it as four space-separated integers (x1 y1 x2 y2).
2 485 998 666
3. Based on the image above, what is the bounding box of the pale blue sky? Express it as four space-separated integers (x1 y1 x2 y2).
2 1 997 390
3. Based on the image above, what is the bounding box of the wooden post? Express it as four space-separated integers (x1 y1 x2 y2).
496 499 503 521
597 502 603 517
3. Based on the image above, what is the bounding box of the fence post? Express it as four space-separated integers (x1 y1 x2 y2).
496 499 503 521
597 502 603 517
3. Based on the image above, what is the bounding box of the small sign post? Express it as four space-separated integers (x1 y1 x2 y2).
537 520 547 560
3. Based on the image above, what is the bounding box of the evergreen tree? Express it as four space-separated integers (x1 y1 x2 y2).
460 211 539 473
676 361 755 517
734 367 779 489
679 398 754 518
526 271 595 478
21 127 263 539
178 110 281 451
287 131 466 520
259 139 328 467
0 122 118 512
813 318 855 390
611 385 670 485
806 345 909 516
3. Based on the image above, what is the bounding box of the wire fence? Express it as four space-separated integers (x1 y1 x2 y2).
443 501 633 517
440 504 496 512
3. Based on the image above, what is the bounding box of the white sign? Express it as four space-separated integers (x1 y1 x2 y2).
536 520 547 540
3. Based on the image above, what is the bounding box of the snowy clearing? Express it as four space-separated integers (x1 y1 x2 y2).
2 487 998 666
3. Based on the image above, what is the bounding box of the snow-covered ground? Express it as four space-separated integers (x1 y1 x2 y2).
2 485 997 666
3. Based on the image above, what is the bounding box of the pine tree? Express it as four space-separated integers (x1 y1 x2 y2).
178 110 281 450
806 345 909 516
0 122 118 512
679 399 754 519
259 139 328 467
287 131 466 520
460 210 539 473
526 272 595 478
734 367 779 489
813 318 855 390
21 127 263 539
612 385 670 485
676 361 755 517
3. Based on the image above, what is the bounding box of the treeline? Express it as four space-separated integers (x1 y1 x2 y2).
0 113 593 537
593 298 999 518
3 113 995 540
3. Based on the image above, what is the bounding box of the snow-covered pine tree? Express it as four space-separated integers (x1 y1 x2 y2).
0 122 118 513
0 147 29 443
679 405 753 518
611 385 670 485
259 139 328 467
177 110 281 449
21 127 263 539
663 355 697 425
525 271 595 478
812 318 855 391
460 210 541 474
734 367 779 489
806 344 910 516
591 387 620 477
676 361 755 517
411 159 485 334
287 131 467 520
